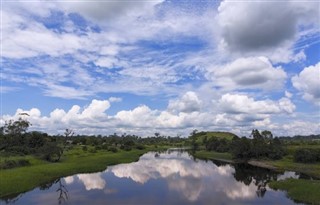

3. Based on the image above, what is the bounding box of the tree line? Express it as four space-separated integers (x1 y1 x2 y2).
190 129 320 163
0 118 185 167
1 118 319 168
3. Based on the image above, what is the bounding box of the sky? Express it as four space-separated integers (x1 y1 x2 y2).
1 0 320 137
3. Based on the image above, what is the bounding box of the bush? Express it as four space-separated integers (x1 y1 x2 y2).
40 143 62 162
206 137 230 153
108 147 118 153
294 149 317 163
6 146 32 155
0 159 30 169
82 146 88 151
136 144 146 150
0 160 16 169
89 148 97 153
95 145 102 150
101 144 109 150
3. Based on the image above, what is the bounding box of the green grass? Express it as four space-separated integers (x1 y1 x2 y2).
256 155 320 178
193 150 320 178
192 150 233 162
195 131 237 144
285 144 320 155
269 178 320 205
0 147 149 198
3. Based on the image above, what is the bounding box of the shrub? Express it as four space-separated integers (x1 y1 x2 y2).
0 159 30 169
17 159 30 166
6 146 32 155
120 145 132 151
136 144 146 150
101 144 109 150
294 149 317 163
40 143 62 162
95 145 102 150
89 148 97 153
108 147 118 153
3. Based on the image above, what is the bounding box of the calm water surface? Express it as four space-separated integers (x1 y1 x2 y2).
2 150 307 205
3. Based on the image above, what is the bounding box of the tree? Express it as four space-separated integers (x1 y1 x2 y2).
4 118 31 136
63 129 74 148
231 137 252 160
268 137 285 159
40 142 63 162
28 131 46 149
190 129 198 137
261 130 273 144
261 130 273 139
250 129 262 140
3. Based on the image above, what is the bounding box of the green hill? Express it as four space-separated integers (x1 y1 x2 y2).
193 131 238 143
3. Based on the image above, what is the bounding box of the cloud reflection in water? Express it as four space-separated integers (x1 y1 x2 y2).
108 152 257 202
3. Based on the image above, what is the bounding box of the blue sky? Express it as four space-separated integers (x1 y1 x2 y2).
1 0 320 137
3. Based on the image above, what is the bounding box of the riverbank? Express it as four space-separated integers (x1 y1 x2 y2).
249 156 320 179
269 178 320 205
193 150 320 178
0 147 151 199
192 150 320 205
192 150 233 163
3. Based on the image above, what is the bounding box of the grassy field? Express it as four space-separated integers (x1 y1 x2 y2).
195 131 237 144
0 146 149 198
285 144 320 155
264 156 320 179
269 178 320 205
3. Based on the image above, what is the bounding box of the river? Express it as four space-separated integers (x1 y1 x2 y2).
2 150 307 205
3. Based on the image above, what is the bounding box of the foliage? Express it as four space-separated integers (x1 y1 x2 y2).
40 143 63 162
136 144 146 150
230 137 252 159
82 146 88 151
193 131 237 144
229 130 285 161
3 117 31 136
108 147 118 153
205 137 230 152
0 159 30 169
294 148 320 163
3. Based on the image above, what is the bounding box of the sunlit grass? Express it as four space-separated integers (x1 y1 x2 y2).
192 150 233 162
0 147 148 198
269 178 320 205
257 156 320 178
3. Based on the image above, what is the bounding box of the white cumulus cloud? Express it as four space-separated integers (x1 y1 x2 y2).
292 62 320 105
168 91 202 113
208 57 287 91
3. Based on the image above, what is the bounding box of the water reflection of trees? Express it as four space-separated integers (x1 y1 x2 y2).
232 163 280 198
209 159 281 198
40 178 69 204
57 179 69 205
0 178 69 205
0 193 23 204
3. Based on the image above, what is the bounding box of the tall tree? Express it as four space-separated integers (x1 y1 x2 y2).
4 117 31 136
